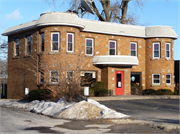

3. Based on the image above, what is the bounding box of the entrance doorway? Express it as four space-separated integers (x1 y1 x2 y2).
115 71 124 95
1 84 7 98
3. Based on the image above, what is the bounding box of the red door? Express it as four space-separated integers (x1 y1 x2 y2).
115 71 124 95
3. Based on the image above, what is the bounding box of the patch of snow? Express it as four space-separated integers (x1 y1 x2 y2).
0 98 129 120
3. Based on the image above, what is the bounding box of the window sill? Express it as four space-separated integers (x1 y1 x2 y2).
166 84 173 87
23 55 31 58
66 52 76 55
85 54 93 57
151 84 161 87
12 56 19 59
150 58 161 61
165 58 173 61
48 52 60 55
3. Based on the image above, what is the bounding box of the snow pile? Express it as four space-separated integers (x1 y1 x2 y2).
0 98 129 120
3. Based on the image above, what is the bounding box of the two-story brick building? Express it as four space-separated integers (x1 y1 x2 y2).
2 12 178 99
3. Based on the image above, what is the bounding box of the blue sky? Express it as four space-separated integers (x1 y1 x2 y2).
0 0 180 60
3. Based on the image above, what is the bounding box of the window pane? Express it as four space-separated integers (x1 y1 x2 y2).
86 47 92 54
166 75 170 79
86 39 92 46
110 49 115 55
27 46 31 55
53 43 58 50
166 44 169 50
154 75 160 78
109 42 115 48
131 51 136 56
154 51 159 57
166 80 170 83
41 34 44 52
15 39 19 45
154 80 160 83
53 34 58 41
154 44 159 50
16 47 19 56
131 43 135 50
68 43 72 51
166 51 169 57
68 34 72 42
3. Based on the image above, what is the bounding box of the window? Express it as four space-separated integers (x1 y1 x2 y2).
166 74 171 85
153 43 160 58
27 36 31 55
109 40 116 55
67 33 74 52
152 74 161 85
15 38 19 56
41 33 44 52
85 38 93 55
166 43 171 59
50 70 59 83
130 42 137 56
40 71 44 83
51 33 59 52
66 71 74 79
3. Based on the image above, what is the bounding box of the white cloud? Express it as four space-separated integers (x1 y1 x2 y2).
6 8 23 20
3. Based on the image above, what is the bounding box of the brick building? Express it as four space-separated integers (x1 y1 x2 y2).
2 12 178 99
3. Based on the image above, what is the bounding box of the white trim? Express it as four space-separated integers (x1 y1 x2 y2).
50 70 59 84
51 32 59 52
85 38 94 56
130 42 137 56
67 33 74 52
109 40 116 55
166 74 171 85
153 42 160 59
165 43 171 59
152 74 161 85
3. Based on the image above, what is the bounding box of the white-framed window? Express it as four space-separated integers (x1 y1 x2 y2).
41 33 44 52
85 38 93 55
152 74 161 85
15 38 19 56
130 42 137 56
51 32 59 52
66 71 74 79
67 33 74 52
26 35 31 55
153 43 160 58
166 74 171 85
109 40 116 55
166 43 171 59
50 70 59 83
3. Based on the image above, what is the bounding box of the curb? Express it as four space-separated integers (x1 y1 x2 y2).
89 95 180 101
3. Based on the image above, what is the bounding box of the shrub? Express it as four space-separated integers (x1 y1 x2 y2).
89 88 95 97
156 89 173 95
131 84 143 95
142 89 157 95
28 88 53 101
92 81 108 96
174 84 179 95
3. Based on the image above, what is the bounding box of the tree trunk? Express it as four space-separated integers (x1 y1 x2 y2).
121 0 130 24
100 0 110 22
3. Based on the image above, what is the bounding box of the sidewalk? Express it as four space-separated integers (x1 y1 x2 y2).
89 95 180 101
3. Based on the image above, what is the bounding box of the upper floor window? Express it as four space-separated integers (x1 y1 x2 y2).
67 33 74 52
85 38 93 55
41 33 44 52
40 71 44 83
109 40 116 55
166 43 171 59
15 38 19 56
152 74 161 85
130 42 137 56
166 74 171 85
51 32 59 52
26 36 31 55
153 43 160 58
50 70 59 83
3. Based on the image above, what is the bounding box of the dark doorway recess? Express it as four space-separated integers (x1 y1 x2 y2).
131 72 141 85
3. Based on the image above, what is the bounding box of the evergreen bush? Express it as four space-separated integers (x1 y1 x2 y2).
142 89 157 95
131 84 143 95
156 89 173 95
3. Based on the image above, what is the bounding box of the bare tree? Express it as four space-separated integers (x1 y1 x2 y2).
44 0 145 25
